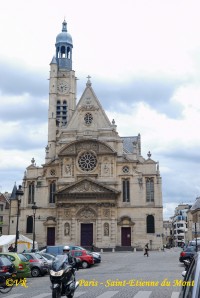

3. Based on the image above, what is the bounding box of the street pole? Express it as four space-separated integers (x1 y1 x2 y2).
195 222 198 252
32 202 38 252
14 185 24 252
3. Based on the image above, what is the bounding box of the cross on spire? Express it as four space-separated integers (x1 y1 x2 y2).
86 75 92 87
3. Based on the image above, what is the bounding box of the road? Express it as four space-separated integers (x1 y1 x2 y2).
3 248 184 298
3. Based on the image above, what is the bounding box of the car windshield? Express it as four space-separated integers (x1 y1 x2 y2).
185 247 195 252
52 255 69 271
0 257 12 266
18 254 29 262
35 253 44 259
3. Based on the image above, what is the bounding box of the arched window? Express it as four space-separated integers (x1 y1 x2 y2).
56 100 68 126
122 179 130 202
49 181 56 204
104 223 109 236
28 182 34 204
67 47 71 59
61 46 66 58
146 178 154 202
146 215 155 233
26 216 33 233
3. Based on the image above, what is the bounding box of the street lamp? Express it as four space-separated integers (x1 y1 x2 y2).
14 185 24 252
32 202 38 252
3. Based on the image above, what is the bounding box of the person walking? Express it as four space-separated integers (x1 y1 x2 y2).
144 243 149 257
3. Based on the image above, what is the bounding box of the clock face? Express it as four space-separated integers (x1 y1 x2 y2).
57 80 70 94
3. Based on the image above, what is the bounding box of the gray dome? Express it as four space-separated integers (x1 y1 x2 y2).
56 32 73 45
56 20 73 46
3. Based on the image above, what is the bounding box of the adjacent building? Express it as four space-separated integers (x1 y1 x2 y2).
9 21 163 250
171 204 191 246
0 192 10 235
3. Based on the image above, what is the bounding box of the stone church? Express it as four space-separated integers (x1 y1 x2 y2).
10 21 163 250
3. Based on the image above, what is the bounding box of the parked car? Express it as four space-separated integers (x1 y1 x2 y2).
179 252 200 297
39 253 56 268
22 252 49 277
69 246 101 263
179 246 200 263
188 239 200 246
71 250 94 269
0 253 31 279
45 246 63 256
0 256 16 278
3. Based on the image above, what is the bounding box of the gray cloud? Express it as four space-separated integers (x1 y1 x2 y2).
0 127 47 150
83 76 185 118
0 60 48 96
0 96 48 124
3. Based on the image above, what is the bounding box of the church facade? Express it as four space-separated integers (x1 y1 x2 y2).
10 21 163 250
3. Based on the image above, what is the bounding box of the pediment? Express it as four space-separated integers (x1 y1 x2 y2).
64 85 113 132
59 140 115 156
144 158 156 164
57 178 119 195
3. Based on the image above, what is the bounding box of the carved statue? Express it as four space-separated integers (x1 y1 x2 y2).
104 223 109 236
64 222 70 236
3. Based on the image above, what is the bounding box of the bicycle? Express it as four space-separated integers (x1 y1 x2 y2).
0 274 14 294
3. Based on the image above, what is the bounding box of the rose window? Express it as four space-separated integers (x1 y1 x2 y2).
78 151 97 171
122 166 129 173
84 113 93 125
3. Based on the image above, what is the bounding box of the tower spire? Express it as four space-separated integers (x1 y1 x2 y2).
55 20 73 70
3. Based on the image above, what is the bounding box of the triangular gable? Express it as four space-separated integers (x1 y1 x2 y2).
57 178 119 195
143 158 157 164
58 139 116 156
65 84 113 131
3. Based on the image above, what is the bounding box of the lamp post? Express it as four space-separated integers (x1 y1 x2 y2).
14 185 24 252
32 202 38 252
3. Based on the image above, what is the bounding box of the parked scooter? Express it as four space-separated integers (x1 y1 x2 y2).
50 255 79 298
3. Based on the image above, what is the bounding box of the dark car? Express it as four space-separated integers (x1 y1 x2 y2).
179 245 200 263
22 252 49 277
179 252 200 297
0 256 16 278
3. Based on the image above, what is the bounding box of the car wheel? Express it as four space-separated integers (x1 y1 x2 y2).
31 267 40 277
81 261 88 269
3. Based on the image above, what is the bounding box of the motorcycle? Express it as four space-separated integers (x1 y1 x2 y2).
50 255 79 298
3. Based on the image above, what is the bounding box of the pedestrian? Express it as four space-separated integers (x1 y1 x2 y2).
8 244 15 252
144 243 149 257
91 243 95 252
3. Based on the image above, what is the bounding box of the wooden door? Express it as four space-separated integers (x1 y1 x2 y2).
121 227 131 246
47 227 55 245
81 223 93 246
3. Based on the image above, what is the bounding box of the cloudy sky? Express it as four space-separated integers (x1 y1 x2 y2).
0 0 200 219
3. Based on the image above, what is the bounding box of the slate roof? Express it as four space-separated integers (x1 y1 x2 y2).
122 136 138 153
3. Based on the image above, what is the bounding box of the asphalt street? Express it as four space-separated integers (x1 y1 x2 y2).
2 248 184 298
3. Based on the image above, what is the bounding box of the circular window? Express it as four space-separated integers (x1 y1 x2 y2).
78 151 97 171
50 169 56 176
122 166 129 173
84 113 93 125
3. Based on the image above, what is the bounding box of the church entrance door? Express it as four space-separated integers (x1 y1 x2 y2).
47 227 55 245
81 223 93 246
121 227 131 246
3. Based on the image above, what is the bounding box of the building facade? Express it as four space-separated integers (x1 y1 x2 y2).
0 192 10 235
171 204 191 247
10 21 163 250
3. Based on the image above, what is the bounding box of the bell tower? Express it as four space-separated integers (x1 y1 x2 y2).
55 19 73 70
47 20 77 161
